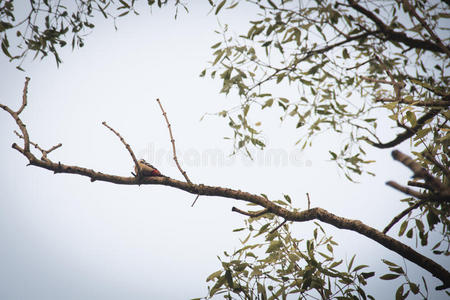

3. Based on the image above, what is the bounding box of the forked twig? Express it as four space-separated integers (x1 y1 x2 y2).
384 150 450 233
14 130 61 161
102 121 141 175
156 98 192 184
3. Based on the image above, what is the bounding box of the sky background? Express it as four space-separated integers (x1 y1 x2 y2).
0 2 448 299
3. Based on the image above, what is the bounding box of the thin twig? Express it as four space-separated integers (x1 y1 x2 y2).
231 207 270 217
102 121 141 175
2 78 450 289
386 181 427 200
270 219 287 234
306 192 311 210
17 77 30 115
14 130 61 161
346 58 374 70
360 75 394 85
423 152 450 178
383 199 426 234
400 0 450 57
0 77 31 152
407 180 431 190
191 194 200 207
392 150 443 191
366 109 440 149
156 98 192 184
375 97 450 108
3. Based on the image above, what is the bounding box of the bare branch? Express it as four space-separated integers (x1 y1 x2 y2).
102 121 141 176
17 76 30 115
407 180 432 190
232 207 270 217
156 98 192 184
386 181 427 200
383 199 426 234
14 130 61 161
0 77 31 152
392 150 444 192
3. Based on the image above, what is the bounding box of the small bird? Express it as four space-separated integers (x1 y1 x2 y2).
135 159 164 177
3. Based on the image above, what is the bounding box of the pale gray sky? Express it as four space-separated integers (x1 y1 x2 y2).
0 2 448 299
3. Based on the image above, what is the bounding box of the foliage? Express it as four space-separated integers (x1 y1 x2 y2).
0 0 186 68
204 0 449 285
200 0 449 297
203 202 376 300
202 0 449 181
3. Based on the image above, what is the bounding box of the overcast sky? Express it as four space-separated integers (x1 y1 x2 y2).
0 2 448 299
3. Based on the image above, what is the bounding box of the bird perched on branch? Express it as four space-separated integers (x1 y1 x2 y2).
135 159 164 177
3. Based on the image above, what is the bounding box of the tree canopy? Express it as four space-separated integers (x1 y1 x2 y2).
1 0 449 299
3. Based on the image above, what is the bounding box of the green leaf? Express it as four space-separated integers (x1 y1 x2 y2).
266 240 283 253
1 37 11 58
262 98 273 109
405 111 416 127
329 151 337 160
267 0 277 9
206 270 222 282
348 255 355 271
342 48 349 59
225 269 233 288
211 42 221 49
380 273 400 280
215 0 226 14
283 194 291 204
395 285 405 300
406 228 413 238
398 221 408 236
257 223 271 236
415 219 424 232
382 259 398 267
409 282 419 294
389 266 404 274
119 0 130 8
353 264 369 272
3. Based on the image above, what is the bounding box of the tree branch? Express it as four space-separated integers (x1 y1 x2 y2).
400 0 450 57
231 207 270 217
366 109 440 149
156 98 192 184
391 150 445 192
375 97 450 108
347 0 449 54
102 121 141 176
14 130 61 162
2 78 449 290
383 200 426 234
